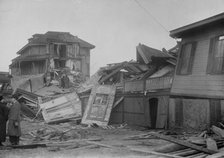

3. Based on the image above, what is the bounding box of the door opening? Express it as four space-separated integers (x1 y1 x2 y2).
149 98 158 129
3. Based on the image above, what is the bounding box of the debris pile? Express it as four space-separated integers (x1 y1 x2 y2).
4 43 179 130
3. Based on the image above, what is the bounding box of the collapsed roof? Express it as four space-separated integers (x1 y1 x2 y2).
136 43 174 64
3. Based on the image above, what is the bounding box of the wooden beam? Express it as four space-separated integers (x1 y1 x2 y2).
112 97 124 109
125 63 141 73
99 67 123 84
128 147 185 158
86 140 184 158
141 65 157 80
8 143 47 149
137 45 150 64
148 133 218 155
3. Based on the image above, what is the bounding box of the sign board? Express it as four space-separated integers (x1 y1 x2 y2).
40 92 81 123
81 85 116 126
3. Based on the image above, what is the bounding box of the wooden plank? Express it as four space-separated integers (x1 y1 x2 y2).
171 89 224 99
128 147 185 158
174 149 199 156
154 143 186 153
136 45 150 64
8 143 47 149
149 133 218 154
99 66 123 84
211 125 224 138
169 148 192 154
185 152 207 158
206 152 224 158
125 63 141 73
206 138 218 152
112 97 124 109
86 141 184 158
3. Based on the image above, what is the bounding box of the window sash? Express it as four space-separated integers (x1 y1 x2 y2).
177 42 196 75
207 36 224 74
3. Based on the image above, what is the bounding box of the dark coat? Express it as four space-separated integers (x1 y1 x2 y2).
63 75 70 88
7 100 21 137
0 102 9 142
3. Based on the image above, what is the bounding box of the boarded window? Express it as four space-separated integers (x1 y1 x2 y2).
207 35 224 74
177 42 197 75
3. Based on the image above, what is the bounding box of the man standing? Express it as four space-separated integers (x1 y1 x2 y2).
7 96 21 145
0 95 9 146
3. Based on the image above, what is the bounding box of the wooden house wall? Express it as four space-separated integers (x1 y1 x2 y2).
124 80 145 92
171 25 224 98
110 94 169 128
21 45 47 57
169 97 223 130
80 48 90 79
146 76 172 90
20 60 46 75
11 67 20 76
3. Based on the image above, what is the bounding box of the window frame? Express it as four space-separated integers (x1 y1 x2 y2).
176 42 197 75
207 35 224 74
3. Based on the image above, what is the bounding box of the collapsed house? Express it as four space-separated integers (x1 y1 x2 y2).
78 43 178 128
169 12 224 130
7 31 95 123
9 31 95 92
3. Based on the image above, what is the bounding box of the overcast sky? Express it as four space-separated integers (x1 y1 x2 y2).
0 0 223 74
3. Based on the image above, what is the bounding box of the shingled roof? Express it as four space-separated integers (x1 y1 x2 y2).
17 31 95 54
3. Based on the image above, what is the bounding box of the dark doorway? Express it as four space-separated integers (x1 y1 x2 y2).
149 98 158 129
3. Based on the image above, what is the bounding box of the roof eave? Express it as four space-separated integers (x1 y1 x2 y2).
170 12 224 38
17 43 47 55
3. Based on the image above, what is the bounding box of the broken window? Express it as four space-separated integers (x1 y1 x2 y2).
53 44 67 58
93 94 109 105
207 35 224 74
176 42 197 75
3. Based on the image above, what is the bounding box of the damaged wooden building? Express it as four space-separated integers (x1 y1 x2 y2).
10 31 95 80
109 44 177 128
79 43 178 129
169 12 224 130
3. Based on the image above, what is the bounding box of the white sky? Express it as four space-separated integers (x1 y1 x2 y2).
0 0 223 74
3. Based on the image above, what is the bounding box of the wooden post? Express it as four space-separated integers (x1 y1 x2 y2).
122 96 125 123
45 59 48 73
32 62 35 74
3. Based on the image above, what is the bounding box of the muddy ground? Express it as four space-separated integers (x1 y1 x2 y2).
0 119 182 158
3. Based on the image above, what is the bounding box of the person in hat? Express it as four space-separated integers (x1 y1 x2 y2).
7 95 21 145
0 95 9 146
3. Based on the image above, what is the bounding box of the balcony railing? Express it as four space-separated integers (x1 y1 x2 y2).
146 76 173 90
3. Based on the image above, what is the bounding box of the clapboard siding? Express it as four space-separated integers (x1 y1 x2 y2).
172 25 224 98
124 80 145 92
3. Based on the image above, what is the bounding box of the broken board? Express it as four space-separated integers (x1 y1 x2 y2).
40 92 82 123
81 85 116 126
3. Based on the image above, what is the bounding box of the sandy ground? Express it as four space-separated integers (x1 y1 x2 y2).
0 119 171 158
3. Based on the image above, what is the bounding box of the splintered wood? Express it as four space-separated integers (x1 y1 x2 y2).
148 133 218 154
